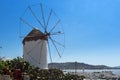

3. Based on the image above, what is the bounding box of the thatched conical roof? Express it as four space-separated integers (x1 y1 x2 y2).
22 28 47 44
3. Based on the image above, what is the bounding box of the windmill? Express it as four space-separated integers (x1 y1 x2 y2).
20 3 65 69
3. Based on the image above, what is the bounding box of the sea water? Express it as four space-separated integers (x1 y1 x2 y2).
63 69 120 75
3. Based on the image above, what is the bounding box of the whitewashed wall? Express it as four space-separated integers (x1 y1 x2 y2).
23 39 48 69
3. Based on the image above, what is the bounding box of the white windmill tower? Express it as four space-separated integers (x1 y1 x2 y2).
22 28 48 69
20 3 65 69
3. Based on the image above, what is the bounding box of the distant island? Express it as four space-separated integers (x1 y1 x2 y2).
48 62 120 69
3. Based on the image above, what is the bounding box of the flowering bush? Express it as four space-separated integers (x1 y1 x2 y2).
0 57 85 80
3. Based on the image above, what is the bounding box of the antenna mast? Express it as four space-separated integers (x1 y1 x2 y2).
75 61 77 75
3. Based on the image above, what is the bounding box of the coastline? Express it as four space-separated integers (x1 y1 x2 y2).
63 69 120 79
63 69 120 75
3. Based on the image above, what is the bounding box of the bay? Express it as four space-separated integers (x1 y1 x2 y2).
63 69 120 75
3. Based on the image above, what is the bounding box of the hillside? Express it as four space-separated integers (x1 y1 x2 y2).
48 62 119 69
114 66 120 69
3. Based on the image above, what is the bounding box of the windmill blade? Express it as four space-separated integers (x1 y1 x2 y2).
20 18 34 29
19 36 25 39
19 35 40 39
28 6 45 30
50 38 65 48
19 20 21 39
45 9 52 31
39 41 44 64
49 36 61 58
47 40 52 63
26 40 43 64
50 31 64 35
49 19 60 33
26 40 42 55
27 52 38 64
40 3 46 27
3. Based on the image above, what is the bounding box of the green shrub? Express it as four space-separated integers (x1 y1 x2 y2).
63 73 81 80
0 60 6 74
0 57 86 80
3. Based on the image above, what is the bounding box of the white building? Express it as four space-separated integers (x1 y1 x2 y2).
23 28 48 69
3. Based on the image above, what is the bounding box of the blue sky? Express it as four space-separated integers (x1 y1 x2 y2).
0 0 120 67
